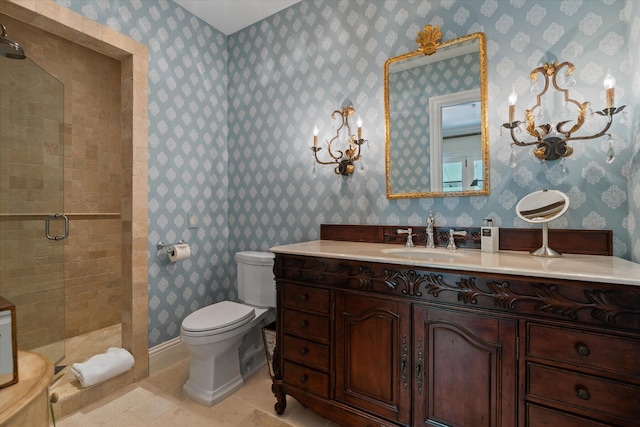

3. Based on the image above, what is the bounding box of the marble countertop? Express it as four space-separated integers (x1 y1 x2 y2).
270 240 640 287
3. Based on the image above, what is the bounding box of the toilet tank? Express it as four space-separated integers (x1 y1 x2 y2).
235 251 276 308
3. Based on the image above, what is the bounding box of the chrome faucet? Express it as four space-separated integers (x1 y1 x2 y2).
426 211 435 248
447 229 467 250
397 228 415 248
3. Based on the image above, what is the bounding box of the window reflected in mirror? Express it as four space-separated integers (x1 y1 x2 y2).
442 101 482 192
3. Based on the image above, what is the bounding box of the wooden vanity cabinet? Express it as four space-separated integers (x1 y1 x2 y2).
335 292 412 425
271 253 640 427
413 307 517 427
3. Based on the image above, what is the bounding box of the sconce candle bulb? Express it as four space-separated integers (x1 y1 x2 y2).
604 69 616 108
313 125 318 148
508 88 517 123
357 116 363 139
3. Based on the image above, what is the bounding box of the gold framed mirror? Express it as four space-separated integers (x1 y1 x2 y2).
384 26 489 199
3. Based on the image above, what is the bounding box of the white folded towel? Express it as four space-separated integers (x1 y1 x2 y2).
71 347 134 388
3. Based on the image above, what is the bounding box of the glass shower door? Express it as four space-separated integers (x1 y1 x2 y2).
0 56 66 364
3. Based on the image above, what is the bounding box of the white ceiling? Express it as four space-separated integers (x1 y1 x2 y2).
173 0 301 35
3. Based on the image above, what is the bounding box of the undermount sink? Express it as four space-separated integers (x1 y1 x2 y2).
381 247 467 259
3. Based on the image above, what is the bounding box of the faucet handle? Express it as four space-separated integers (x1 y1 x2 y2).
397 228 415 248
447 229 467 250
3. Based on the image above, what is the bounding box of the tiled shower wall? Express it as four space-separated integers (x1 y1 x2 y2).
0 38 65 349
0 14 122 348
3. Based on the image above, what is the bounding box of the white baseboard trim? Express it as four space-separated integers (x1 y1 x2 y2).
148 336 189 375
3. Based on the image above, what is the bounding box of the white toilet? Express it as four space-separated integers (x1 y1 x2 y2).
180 251 276 406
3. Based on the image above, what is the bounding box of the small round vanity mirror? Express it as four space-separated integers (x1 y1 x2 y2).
516 189 570 257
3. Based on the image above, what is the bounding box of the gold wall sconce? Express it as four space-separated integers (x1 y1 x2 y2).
311 100 367 176
503 61 625 163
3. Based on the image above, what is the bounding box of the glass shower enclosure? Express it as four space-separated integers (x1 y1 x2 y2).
0 56 66 365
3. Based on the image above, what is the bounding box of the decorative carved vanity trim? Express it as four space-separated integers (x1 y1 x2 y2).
278 255 640 330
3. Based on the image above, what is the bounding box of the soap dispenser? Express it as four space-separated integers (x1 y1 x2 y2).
481 218 499 253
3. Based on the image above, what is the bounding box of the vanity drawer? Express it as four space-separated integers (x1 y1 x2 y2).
526 403 611 427
282 284 330 314
282 335 329 371
527 323 640 378
527 363 640 423
283 361 329 398
282 310 330 343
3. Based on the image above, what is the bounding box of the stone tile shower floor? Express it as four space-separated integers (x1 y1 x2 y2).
56 359 338 427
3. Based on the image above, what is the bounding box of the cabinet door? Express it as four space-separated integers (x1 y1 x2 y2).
335 293 412 426
414 306 517 427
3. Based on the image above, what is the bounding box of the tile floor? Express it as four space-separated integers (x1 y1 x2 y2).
55 359 339 427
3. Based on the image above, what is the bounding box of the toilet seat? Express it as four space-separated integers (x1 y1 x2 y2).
181 301 255 335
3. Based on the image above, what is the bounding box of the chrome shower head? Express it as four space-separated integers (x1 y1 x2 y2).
0 22 26 59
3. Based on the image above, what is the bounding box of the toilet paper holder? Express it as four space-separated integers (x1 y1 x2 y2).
157 240 187 254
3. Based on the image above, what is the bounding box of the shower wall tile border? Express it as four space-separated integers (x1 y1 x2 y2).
1 0 150 412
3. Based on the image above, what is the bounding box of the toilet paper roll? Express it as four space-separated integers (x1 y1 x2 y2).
168 243 191 262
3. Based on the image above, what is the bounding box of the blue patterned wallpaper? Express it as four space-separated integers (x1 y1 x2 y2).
55 0 638 347
227 0 633 256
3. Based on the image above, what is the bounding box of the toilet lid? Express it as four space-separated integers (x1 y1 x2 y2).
181 301 256 333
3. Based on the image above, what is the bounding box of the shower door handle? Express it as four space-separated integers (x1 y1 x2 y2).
45 213 69 241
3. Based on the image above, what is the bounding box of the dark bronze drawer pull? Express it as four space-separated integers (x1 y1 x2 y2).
576 387 591 400
575 343 590 356
300 294 308 301
299 374 308 384
299 347 308 356
300 320 309 329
